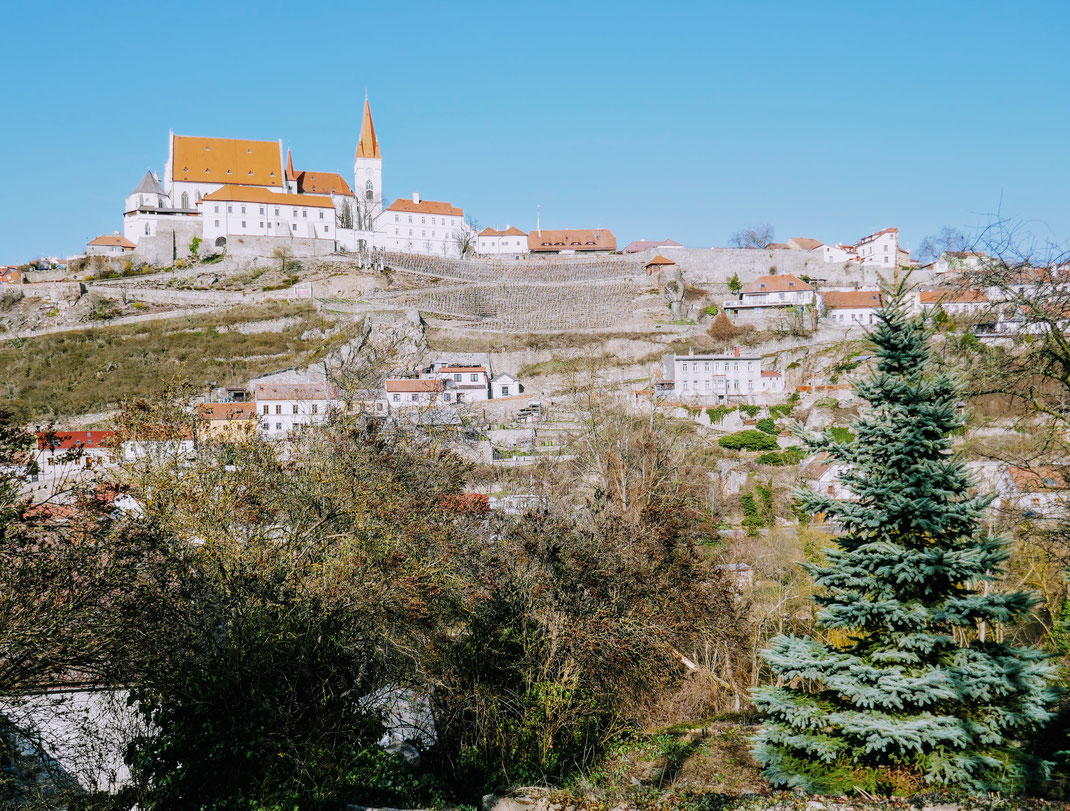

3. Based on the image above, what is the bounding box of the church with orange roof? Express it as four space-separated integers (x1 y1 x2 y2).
120 98 476 259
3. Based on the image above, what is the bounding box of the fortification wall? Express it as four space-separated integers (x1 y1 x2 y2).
632 247 935 288
225 236 337 258
131 220 202 266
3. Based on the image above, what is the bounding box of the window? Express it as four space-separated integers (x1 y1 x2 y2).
395 228 399 235
443 393 451 401
276 422 282 431
421 217 426 225
260 207 265 215
292 405 298 415
292 224 297 231
227 205 233 213
431 217 436 225
214 205 219 213
302 211 307 218
470 373 478 382
683 381 689 391
323 225 328 232
275 208 280 216
394 215 399 223
259 222 263 228
263 405 269 415
407 215 412 224
366 180 374 201
682 363 688 373
392 394 400 402
411 394 418 402
181 191 190 208
145 222 150 234
704 363 710 372
319 211 324 219
241 206 246 214
241 221 246 228
454 373 462 381
409 230 413 236
501 386 510 396
275 405 281 415
422 231 426 237
293 209 298 217
311 404 318 414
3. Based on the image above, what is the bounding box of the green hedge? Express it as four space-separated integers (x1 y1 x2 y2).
718 430 779 452
756 447 806 466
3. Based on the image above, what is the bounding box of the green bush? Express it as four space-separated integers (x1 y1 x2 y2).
828 426 855 445
755 418 777 435
705 405 735 424
739 404 760 417
718 430 779 452
768 404 793 419
189 236 201 259
756 447 806 466
702 304 719 317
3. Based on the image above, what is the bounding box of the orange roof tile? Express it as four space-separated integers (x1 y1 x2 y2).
788 237 823 251
479 226 527 237
919 288 988 304
196 403 258 420
355 98 381 160
294 170 353 196
438 366 488 374
742 274 812 294
1007 466 1067 491
202 185 335 209
172 135 283 187
386 379 445 393
645 254 677 267
528 228 617 252
387 198 464 216
88 234 136 248
822 290 884 309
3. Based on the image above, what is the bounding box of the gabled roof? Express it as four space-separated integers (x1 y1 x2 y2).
130 170 166 196
387 198 463 216
919 288 988 304
787 237 823 251
294 170 353 196
172 135 283 187
855 227 898 245
254 383 338 400
196 403 258 420
37 430 116 450
355 98 381 160
1007 466 1067 492
822 290 884 309
386 379 445 393
202 185 335 209
528 228 617 252
479 226 527 237
622 238 683 253
88 234 136 248
645 254 677 267
742 274 812 295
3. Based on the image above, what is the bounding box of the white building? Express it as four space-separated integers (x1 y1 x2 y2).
932 251 990 278
380 193 468 257
431 364 491 402
672 347 778 402
814 243 858 263
255 382 338 439
86 233 135 256
201 186 336 245
491 373 521 399
994 466 1067 520
725 274 815 314
854 227 899 268
476 226 529 256
385 378 450 407
821 289 884 326
918 288 990 316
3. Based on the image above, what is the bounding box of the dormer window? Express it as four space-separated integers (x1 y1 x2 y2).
226 169 232 174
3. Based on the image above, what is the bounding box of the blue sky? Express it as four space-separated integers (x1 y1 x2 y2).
2 0 1068 262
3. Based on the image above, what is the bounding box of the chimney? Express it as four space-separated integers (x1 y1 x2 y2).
733 346 740 358
412 192 420 204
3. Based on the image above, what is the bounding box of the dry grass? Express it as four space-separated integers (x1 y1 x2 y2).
0 302 342 421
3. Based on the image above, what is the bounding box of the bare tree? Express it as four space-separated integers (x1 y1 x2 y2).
728 223 776 249
916 225 971 264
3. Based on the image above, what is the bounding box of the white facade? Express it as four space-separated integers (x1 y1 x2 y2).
477 227 529 256
491 373 521 399
384 378 452 407
432 365 491 402
201 190 336 244
379 193 468 258
854 228 898 268
814 243 857 263
727 275 815 312
255 383 338 439
673 349 772 402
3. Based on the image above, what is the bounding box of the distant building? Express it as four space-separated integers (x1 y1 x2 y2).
622 238 682 254
0 266 22 284
255 382 338 439
815 243 858 263
527 228 616 254
672 347 779 402
196 402 259 443
918 288 990 316
381 193 468 257
725 274 816 314
385 378 449 407
86 233 136 256
432 365 491 403
822 290 884 325
476 226 528 256
644 254 677 275
854 227 899 268
995 466 1068 520
491 373 521 399
201 186 336 246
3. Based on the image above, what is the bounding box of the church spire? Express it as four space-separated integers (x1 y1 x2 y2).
355 97 381 160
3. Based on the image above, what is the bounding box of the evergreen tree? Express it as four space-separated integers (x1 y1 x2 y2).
752 279 1057 795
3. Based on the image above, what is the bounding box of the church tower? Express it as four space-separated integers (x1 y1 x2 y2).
353 96 382 231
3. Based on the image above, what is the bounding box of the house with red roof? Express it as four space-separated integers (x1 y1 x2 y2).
381 192 470 257
725 274 816 316
476 226 528 257
821 289 884 326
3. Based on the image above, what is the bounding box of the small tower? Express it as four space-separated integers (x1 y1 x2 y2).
353 95 382 231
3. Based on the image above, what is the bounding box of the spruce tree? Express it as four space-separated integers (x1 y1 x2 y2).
752 279 1057 795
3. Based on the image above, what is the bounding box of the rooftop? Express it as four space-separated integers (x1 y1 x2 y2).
742 274 813 295
202 185 335 209
172 134 283 188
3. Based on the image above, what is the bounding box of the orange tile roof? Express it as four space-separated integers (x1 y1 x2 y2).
1007 466 1067 491
88 234 136 248
438 366 488 374
479 226 527 237
172 135 283 187
788 237 823 251
202 185 335 209
919 288 988 304
386 379 445 393
387 198 464 216
645 254 677 267
355 98 381 160
822 290 884 309
196 403 258 420
294 170 353 196
761 370 782 377
855 227 898 244
742 274 812 294
528 228 617 252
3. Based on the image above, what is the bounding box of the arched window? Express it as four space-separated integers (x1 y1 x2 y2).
180 191 190 209
365 180 374 201
145 222 150 235
196 190 202 204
